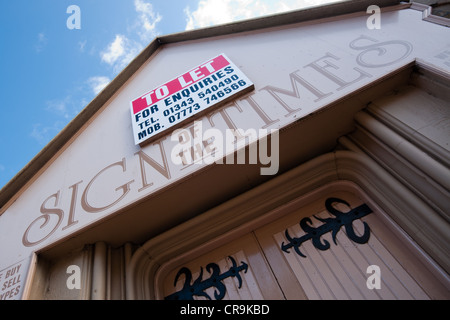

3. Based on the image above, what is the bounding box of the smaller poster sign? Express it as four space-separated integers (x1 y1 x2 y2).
130 54 254 146
0 259 29 300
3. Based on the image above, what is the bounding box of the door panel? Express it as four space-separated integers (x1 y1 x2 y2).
162 233 284 300
255 189 435 300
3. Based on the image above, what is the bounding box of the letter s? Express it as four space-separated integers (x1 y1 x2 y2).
350 35 412 68
22 191 64 247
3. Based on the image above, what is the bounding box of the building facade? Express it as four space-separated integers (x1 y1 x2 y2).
0 0 449 300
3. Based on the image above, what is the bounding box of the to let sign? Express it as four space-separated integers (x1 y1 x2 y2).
130 54 254 146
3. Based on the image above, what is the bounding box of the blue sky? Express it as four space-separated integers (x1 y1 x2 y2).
0 0 341 189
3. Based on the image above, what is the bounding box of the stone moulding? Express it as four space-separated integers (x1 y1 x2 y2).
126 149 450 300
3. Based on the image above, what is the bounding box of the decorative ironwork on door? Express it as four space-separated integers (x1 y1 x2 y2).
165 256 248 300
281 197 373 257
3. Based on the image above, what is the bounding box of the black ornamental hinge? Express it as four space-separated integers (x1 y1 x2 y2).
281 197 373 258
165 256 248 300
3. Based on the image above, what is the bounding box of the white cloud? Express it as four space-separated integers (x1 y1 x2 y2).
101 34 126 65
30 122 65 145
134 0 162 42
46 98 70 119
35 32 48 52
78 40 87 52
184 0 343 30
32 94 87 145
87 76 111 95
45 94 86 121
100 34 143 73
99 1 162 74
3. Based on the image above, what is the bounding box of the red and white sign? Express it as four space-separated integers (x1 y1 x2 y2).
130 54 254 146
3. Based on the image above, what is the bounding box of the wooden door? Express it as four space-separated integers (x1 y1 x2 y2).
162 233 285 300
160 184 449 300
255 189 447 299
